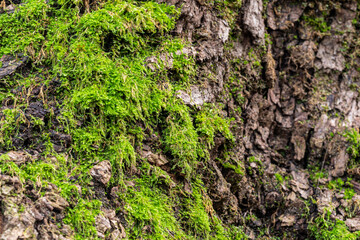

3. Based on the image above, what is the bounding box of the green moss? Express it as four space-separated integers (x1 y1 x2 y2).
196 104 234 148
124 179 188 239
345 128 360 161
274 173 284 184
222 162 245 176
213 0 242 27
327 178 345 190
308 211 360 240
302 15 331 33
120 170 247 239
308 164 328 185
247 48 263 70
162 102 200 179
0 108 25 148
344 187 356 200
64 199 102 239
183 182 212 237
328 177 355 199
0 0 238 238
0 152 99 238
161 102 235 179
181 179 247 239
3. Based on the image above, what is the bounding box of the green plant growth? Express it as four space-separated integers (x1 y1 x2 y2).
222 161 245 176
219 151 245 177
308 164 329 186
275 172 288 185
308 211 360 240
64 199 102 239
181 179 247 239
124 178 188 239
302 15 331 33
120 167 247 239
195 104 234 149
247 156 264 175
327 178 355 200
0 108 28 148
345 128 360 161
0 152 97 238
0 0 237 238
247 48 262 69
212 0 242 27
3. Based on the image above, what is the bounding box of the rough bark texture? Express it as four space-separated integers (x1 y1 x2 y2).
165 0 360 238
1 0 360 239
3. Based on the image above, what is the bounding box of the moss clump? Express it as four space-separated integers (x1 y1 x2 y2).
327 178 356 200
0 0 239 238
120 164 247 239
162 102 200 178
124 177 188 239
302 15 331 33
196 104 234 148
345 128 360 161
0 108 27 148
64 199 102 239
308 211 360 240
181 179 247 239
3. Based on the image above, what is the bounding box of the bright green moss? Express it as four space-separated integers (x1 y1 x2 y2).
124 179 188 239
0 0 237 238
274 173 284 184
196 104 234 148
222 162 245 176
0 108 25 148
345 128 360 160
64 199 102 239
181 179 247 239
163 102 200 178
302 15 331 33
309 211 360 240
327 177 356 200
183 181 212 237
